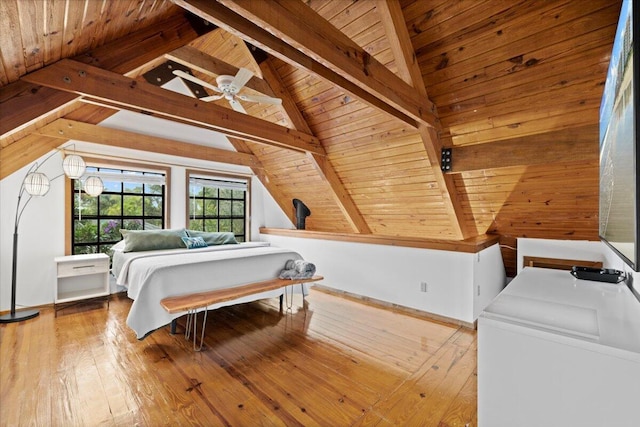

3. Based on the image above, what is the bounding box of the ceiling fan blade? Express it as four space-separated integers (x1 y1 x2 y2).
230 68 253 91
237 94 283 105
200 94 225 102
172 70 223 93
228 98 247 114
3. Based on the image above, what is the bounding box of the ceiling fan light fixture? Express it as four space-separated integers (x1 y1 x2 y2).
174 68 282 113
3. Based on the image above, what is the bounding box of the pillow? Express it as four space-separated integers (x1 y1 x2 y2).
120 228 188 252
110 240 126 252
182 236 208 249
185 230 238 245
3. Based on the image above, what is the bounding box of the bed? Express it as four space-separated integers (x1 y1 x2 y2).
112 237 304 339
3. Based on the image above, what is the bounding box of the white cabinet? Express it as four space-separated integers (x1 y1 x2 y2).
478 267 640 427
54 253 110 304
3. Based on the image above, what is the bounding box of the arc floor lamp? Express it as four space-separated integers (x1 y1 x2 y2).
0 151 104 323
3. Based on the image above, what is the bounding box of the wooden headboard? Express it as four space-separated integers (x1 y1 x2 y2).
523 256 603 271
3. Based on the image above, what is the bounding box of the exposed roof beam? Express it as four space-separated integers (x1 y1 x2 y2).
216 0 437 128
38 119 260 168
376 0 472 240
445 126 599 173
0 13 199 141
171 0 416 127
0 134 63 180
22 59 325 156
0 105 119 180
376 0 422 87
165 45 275 96
259 58 371 234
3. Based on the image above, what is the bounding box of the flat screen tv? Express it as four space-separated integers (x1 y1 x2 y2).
599 0 640 272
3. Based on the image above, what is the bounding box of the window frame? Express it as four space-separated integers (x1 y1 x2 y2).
185 169 250 242
65 158 171 255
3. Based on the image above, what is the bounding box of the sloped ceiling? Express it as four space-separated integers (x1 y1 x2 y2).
0 0 621 275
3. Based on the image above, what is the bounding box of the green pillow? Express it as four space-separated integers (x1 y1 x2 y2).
120 228 188 252
185 230 238 245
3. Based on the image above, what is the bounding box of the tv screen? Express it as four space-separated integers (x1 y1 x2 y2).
599 0 639 271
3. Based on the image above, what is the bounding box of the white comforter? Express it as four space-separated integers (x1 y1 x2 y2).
114 243 302 339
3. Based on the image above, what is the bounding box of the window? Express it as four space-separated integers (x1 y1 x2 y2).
187 171 248 242
72 166 167 255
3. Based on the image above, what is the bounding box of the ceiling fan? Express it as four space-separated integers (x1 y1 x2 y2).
172 68 282 114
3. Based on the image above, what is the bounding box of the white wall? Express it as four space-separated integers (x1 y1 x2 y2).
1 152 67 308
473 244 508 319
250 177 294 239
259 233 506 324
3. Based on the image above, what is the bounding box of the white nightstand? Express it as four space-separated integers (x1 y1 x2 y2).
54 253 110 311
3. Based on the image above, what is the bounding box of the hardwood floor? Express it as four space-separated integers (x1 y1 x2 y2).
0 288 477 426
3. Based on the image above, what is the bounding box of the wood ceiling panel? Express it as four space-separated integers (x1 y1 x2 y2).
188 29 262 76
439 73 608 130
417 1 613 80
427 31 615 100
403 0 500 46
0 0 180 87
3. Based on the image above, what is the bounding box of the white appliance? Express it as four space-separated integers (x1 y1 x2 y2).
478 267 640 427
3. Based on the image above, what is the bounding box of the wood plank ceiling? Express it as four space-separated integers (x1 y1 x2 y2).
0 0 620 275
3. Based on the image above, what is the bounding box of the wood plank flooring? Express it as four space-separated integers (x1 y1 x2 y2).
0 288 477 426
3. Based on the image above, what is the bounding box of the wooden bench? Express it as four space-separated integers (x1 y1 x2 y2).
161 275 323 350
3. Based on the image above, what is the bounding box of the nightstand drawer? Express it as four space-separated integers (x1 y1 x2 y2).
57 259 108 277
55 254 109 278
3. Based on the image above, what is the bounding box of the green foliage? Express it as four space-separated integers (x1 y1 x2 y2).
99 194 121 216
75 220 97 243
232 201 244 216
219 200 231 216
145 196 162 216
232 219 245 234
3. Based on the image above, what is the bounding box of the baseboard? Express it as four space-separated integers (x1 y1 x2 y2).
311 284 476 330
0 291 130 316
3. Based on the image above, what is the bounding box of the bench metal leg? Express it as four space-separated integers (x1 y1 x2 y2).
170 319 177 335
184 308 208 351
284 283 307 311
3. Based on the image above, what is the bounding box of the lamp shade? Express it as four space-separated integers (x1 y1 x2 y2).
83 176 104 197
23 172 50 196
62 154 86 179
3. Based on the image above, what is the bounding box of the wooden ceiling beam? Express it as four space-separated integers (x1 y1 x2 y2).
259 58 371 234
22 59 325 156
445 126 599 173
165 45 275 96
0 13 199 141
0 134 63 180
376 0 472 240
37 119 261 169
215 0 437 128
171 0 417 128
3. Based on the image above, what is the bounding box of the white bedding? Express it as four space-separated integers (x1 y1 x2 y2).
113 243 303 339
